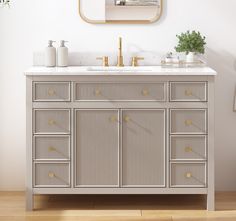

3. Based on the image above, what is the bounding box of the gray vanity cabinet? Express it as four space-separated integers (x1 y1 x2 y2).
122 109 166 187
26 68 216 211
75 109 119 187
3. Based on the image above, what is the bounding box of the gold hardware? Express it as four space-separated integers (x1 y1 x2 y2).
48 146 56 152
78 0 163 24
109 116 117 122
117 37 124 67
48 119 56 126
185 89 193 97
132 56 144 67
185 120 193 126
142 89 150 96
185 172 192 178
94 89 101 96
124 116 130 123
185 146 193 153
48 172 55 178
48 88 56 96
96 56 109 67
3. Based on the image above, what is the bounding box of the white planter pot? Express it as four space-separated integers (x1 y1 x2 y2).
186 52 196 63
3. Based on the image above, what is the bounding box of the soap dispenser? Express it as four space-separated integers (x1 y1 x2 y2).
57 40 68 67
45 40 56 67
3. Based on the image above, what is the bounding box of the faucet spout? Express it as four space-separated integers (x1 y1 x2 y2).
117 37 124 67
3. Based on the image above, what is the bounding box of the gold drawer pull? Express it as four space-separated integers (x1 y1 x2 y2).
48 146 56 152
94 89 101 96
124 116 131 123
48 119 56 126
48 172 56 178
185 172 192 178
185 89 193 97
185 146 193 153
185 120 193 126
109 116 117 123
142 89 150 96
48 88 56 96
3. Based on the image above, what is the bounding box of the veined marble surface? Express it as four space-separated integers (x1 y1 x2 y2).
25 66 217 76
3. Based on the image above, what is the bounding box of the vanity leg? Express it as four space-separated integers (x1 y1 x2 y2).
26 189 34 211
207 191 215 211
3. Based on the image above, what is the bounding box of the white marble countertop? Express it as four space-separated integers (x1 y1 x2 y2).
25 66 217 76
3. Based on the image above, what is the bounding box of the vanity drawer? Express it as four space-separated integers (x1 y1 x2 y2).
170 135 207 160
170 109 207 134
170 82 207 102
34 136 70 160
33 82 70 102
75 82 166 101
170 163 206 187
34 163 70 187
34 109 70 134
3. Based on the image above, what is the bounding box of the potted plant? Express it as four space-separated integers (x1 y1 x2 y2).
175 30 206 63
0 0 10 7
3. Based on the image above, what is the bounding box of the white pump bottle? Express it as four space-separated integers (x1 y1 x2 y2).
57 40 69 67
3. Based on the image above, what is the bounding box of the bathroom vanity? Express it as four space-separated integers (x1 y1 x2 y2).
25 66 216 211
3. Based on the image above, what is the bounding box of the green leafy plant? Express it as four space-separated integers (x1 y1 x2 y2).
0 0 10 7
175 30 206 55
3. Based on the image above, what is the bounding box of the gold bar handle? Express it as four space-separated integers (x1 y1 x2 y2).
96 56 109 67
132 56 144 67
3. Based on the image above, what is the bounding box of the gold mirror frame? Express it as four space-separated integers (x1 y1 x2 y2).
78 0 163 24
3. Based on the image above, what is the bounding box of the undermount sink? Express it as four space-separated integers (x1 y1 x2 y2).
87 66 153 72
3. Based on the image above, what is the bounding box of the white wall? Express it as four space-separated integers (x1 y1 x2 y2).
0 0 236 191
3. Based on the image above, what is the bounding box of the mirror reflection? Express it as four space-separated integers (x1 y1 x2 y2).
79 0 162 24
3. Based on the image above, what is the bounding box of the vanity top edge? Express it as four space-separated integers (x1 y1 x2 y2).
24 66 217 76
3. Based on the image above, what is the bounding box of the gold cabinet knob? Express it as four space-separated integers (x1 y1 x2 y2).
48 88 56 96
94 89 101 96
185 120 193 126
48 172 55 178
185 172 192 178
48 146 56 152
142 89 150 96
109 116 117 123
185 89 193 97
185 146 193 153
124 116 131 123
48 119 56 126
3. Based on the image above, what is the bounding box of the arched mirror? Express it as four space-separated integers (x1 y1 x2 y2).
78 0 163 24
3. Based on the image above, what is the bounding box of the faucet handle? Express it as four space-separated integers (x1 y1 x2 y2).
131 56 144 67
96 56 109 67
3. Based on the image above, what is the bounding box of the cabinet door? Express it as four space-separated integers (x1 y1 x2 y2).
122 109 166 187
75 109 119 187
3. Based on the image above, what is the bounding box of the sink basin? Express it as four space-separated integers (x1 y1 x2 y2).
87 66 153 72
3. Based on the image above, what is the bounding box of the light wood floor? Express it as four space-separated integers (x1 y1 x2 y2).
1 192 236 221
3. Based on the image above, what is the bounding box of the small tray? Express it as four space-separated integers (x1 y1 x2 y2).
161 60 206 68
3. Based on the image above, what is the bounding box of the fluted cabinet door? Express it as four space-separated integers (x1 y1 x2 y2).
122 109 166 187
75 109 119 187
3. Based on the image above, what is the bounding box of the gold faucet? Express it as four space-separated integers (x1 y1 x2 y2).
117 37 124 67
